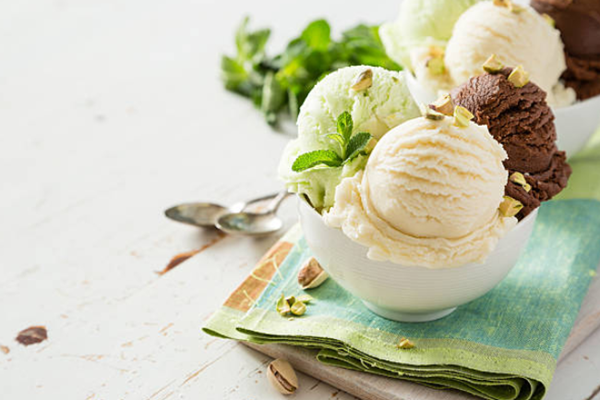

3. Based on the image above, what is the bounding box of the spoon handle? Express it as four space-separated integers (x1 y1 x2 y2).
265 191 291 213
230 192 280 213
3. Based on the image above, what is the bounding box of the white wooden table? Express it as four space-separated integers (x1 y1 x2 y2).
1 1 599 399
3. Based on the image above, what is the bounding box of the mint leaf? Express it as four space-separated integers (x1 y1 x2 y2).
221 18 401 126
221 56 249 92
235 17 271 62
344 132 373 164
288 89 299 122
340 25 401 70
261 72 286 125
301 20 331 51
336 112 353 143
292 150 343 172
327 133 346 149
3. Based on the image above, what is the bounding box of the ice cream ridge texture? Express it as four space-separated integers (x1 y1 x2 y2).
324 114 517 268
531 0 600 100
451 66 572 219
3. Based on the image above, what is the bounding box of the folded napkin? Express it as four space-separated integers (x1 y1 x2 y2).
204 131 600 400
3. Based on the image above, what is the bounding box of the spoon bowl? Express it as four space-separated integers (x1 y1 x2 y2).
215 191 290 236
216 212 284 236
165 202 229 228
165 193 281 229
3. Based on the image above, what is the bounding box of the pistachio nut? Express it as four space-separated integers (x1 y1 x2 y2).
428 45 444 59
420 104 445 121
430 94 454 116
482 54 504 74
296 294 314 304
351 69 373 91
426 56 445 75
509 172 527 187
290 300 307 316
508 65 529 88
542 13 556 27
510 3 526 13
453 106 474 128
499 196 524 218
267 359 298 395
285 295 296 306
276 294 290 316
298 257 328 289
397 337 415 349
523 183 532 192
493 0 511 8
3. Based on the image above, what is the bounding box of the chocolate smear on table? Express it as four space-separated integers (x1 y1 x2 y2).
158 232 226 275
16 326 48 346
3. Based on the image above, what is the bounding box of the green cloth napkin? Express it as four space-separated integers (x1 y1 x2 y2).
204 130 600 400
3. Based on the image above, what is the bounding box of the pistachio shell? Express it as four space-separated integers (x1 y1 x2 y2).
267 359 298 395
302 270 328 289
298 257 328 289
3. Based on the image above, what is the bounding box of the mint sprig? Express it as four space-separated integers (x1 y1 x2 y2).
221 18 401 125
292 150 343 172
292 112 373 172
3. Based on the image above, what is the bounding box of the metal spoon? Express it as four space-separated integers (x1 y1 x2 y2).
164 192 280 228
216 191 291 236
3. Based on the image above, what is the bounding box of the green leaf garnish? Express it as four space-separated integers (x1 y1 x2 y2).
344 132 373 164
291 150 343 172
336 111 353 143
261 72 286 125
221 18 401 125
326 133 346 150
235 17 270 62
301 20 331 51
291 112 373 173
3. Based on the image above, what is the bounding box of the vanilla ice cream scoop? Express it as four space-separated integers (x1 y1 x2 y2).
324 116 516 268
445 2 574 106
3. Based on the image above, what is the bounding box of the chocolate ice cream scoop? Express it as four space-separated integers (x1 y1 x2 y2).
451 67 572 219
562 54 600 100
531 0 600 100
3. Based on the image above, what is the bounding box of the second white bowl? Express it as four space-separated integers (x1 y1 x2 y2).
299 198 538 322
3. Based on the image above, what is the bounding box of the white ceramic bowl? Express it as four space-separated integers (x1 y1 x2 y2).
404 71 600 158
298 198 538 322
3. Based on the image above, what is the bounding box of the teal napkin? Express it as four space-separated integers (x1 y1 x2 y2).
204 130 600 400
